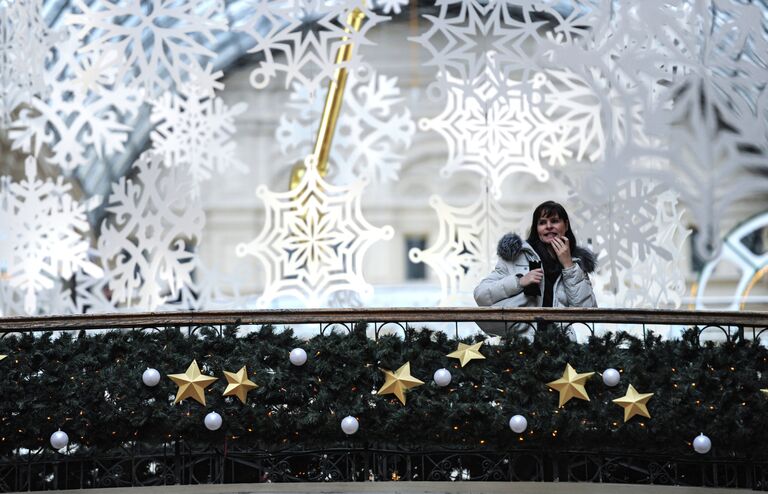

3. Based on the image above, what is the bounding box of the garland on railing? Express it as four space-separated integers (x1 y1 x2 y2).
0 324 767 457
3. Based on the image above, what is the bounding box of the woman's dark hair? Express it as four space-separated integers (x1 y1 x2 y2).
525 201 579 268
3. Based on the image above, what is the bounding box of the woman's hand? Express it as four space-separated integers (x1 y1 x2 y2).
551 237 573 268
519 268 543 287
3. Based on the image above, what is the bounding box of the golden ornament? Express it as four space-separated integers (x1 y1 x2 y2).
547 363 594 407
446 342 486 367
0 355 6 362
377 362 424 405
612 384 654 422
223 366 257 404
168 360 217 405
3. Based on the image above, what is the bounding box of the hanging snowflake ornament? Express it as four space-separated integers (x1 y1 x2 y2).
8 30 142 171
411 0 594 104
0 0 59 124
409 189 526 306
591 189 689 309
150 84 248 190
236 155 393 307
276 64 415 184
235 0 388 95
420 68 552 198
65 0 228 96
0 157 103 315
98 151 205 310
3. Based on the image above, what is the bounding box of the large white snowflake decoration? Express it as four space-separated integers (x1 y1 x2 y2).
8 30 142 171
0 157 103 315
592 189 690 309
411 0 596 104
566 174 681 300
420 69 553 197
65 0 228 96
236 155 393 308
542 1 768 261
150 84 248 189
98 151 205 310
276 65 415 184
408 191 526 306
235 0 388 95
0 0 58 124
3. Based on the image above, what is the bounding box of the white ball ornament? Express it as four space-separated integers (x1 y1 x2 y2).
50 430 69 450
142 368 161 387
341 416 359 435
433 368 452 387
289 348 308 366
693 433 712 454
509 415 528 434
204 411 223 431
602 368 621 387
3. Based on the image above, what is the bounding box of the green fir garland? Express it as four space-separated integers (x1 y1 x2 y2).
0 325 766 458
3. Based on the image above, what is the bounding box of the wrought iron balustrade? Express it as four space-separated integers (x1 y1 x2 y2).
0 307 767 491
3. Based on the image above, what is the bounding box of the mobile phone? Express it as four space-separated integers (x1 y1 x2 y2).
524 261 541 296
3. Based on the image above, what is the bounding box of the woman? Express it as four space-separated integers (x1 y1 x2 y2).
474 201 597 333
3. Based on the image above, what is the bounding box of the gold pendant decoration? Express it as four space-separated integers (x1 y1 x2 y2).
612 384 654 422
168 360 217 405
446 342 486 367
546 363 594 407
377 362 424 405
223 366 257 404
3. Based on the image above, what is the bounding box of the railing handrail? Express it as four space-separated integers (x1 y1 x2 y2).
0 307 766 331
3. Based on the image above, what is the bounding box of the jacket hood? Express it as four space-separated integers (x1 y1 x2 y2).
496 232 597 274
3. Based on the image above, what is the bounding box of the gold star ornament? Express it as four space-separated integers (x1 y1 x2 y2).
547 363 594 407
612 384 654 422
446 342 486 367
377 362 424 405
168 360 217 405
223 366 257 404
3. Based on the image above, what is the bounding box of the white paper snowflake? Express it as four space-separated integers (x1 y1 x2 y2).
160 261 247 311
235 0 388 95
0 0 58 123
411 0 594 104
276 65 415 184
409 191 527 306
592 189 690 309
0 156 103 315
420 69 552 198
236 155 394 307
98 151 205 310
150 84 248 190
65 0 228 96
8 31 142 171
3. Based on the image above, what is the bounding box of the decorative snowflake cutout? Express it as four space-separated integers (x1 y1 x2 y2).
0 0 60 123
566 174 678 297
420 69 552 198
150 84 248 190
236 155 393 307
8 30 142 171
276 65 415 184
592 189 689 309
65 0 228 96
0 157 103 315
409 190 526 306
411 0 594 104
98 151 205 310
160 261 247 311
235 0 388 95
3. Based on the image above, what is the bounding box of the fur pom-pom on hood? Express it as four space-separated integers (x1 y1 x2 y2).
496 232 597 273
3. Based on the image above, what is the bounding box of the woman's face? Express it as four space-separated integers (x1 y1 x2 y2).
536 213 568 244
